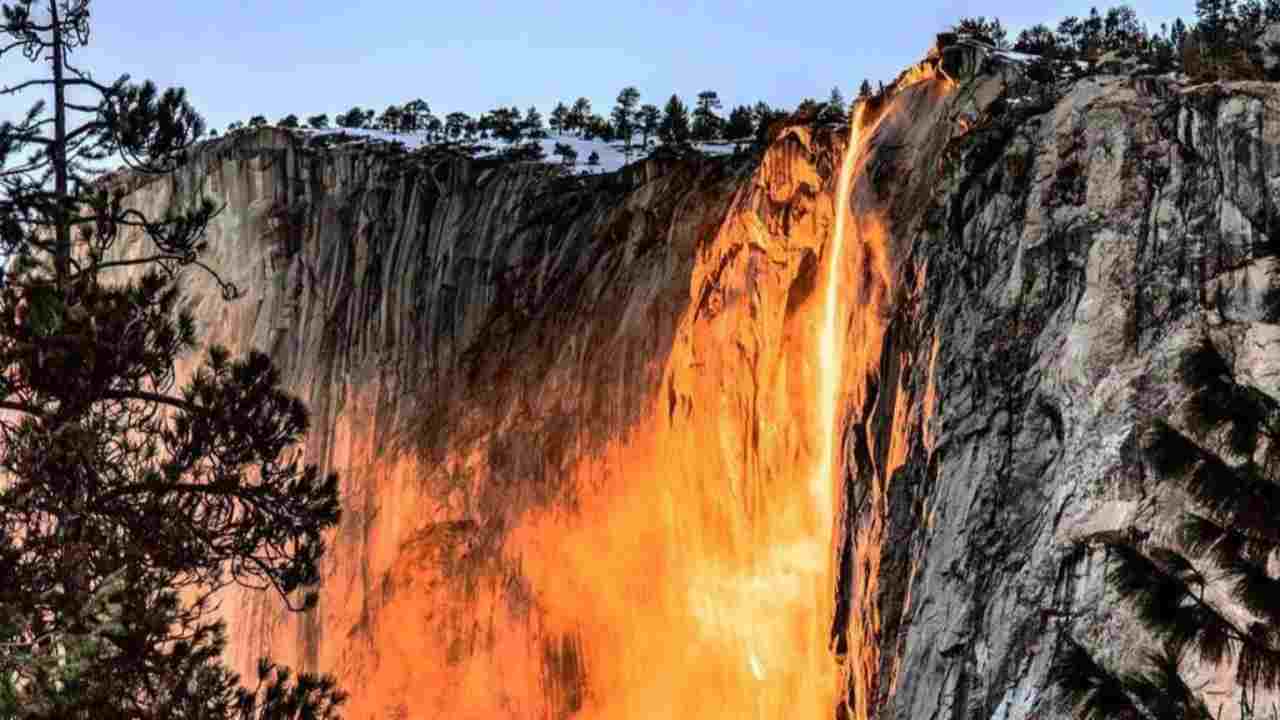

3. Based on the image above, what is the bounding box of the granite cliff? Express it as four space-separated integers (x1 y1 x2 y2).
107 37 1280 720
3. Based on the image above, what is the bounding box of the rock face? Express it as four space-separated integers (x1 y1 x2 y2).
110 46 1280 720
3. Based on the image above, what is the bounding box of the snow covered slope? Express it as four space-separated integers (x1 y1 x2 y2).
295 127 736 174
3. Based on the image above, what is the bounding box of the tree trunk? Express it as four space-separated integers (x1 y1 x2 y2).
50 0 70 285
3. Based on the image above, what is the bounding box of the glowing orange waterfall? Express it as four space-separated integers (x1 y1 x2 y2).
827 74 951 720
828 102 891 720
817 106 864 525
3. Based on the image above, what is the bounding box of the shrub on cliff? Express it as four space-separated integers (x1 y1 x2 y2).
0 1 345 717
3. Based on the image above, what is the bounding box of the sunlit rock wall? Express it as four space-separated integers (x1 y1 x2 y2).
112 124 866 719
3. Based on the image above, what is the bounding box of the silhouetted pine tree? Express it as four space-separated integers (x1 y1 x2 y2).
0 1 345 717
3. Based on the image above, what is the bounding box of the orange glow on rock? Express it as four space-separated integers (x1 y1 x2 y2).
502 105 896 720
210 74 955 720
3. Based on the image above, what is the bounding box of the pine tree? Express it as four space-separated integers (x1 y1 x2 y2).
0 1 345 717
1082 7 1106 60
638 103 661 149
377 104 402 132
485 106 522 144
658 94 691 147
725 105 755 145
611 86 640 157
796 97 822 121
751 101 784 147
401 98 431 134
955 16 1008 48
1102 5 1143 52
818 86 846 124
691 90 723 142
568 97 592 136
1239 0 1265 35
581 114 613 143
445 111 471 142
522 105 546 140
1171 17 1190 58
1055 334 1280 718
552 141 577 166
549 101 569 136
1058 16 1085 59
424 114 443 143
1197 0 1238 55
1014 23 1061 56
336 106 368 129
858 79 874 99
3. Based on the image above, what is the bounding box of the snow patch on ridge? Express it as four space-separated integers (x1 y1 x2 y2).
296 127 736 175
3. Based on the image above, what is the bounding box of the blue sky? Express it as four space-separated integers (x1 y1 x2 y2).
7 1 1197 132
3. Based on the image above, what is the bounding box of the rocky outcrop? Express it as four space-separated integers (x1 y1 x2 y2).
109 41 1280 720
855 61 1280 720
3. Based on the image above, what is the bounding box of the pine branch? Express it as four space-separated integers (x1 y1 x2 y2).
1223 555 1280 628
1053 635 1144 720
1101 539 1280 690
1144 421 1280 541
1121 646 1214 720
1180 513 1279 569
